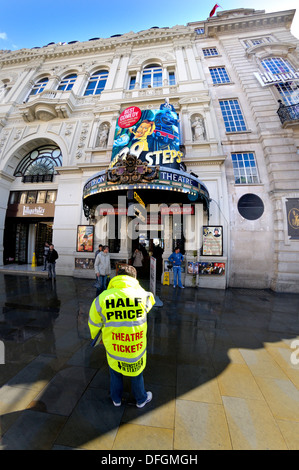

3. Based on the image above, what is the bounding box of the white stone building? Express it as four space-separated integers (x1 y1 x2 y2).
0 7 298 292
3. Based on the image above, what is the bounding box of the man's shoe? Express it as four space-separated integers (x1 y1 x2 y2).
179 286 185 289
112 400 121 407
136 391 152 408
173 285 176 288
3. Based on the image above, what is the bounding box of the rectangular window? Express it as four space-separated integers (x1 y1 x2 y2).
219 99 247 132
129 76 136 90
231 153 260 184
169 71 176 86
202 47 219 57
209 67 230 84
37 191 47 203
276 82 299 106
27 191 37 204
46 191 56 204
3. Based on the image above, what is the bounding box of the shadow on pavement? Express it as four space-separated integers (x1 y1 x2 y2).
0 273 299 449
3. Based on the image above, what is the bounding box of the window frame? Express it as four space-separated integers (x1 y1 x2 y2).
202 47 219 57
29 77 49 97
57 73 77 91
141 64 163 89
231 152 260 185
168 71 176 86
84 70 109 96
261 57 299 105
209 66 231 84
219 99 247 133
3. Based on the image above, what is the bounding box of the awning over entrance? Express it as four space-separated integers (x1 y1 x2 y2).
82 154 210 218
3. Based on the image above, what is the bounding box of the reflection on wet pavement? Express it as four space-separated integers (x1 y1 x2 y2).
0 273 299 450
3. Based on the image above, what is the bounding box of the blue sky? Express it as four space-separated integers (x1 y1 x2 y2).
0 0 298 51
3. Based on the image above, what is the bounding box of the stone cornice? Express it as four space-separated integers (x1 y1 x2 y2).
184 155 226 166
0 25 195 67
203 9 295 38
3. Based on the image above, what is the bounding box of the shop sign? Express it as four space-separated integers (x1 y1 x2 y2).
254 70 299 87
6 203 55 218
111 100 183 171
83 173 106 198
159 170 198 188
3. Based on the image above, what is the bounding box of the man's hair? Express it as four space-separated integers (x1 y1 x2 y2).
117 263 137 278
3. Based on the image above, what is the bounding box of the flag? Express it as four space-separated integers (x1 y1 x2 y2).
209 4 220 17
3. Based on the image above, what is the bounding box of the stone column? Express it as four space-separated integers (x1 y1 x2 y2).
105 55 121 90
174 46 188 82
114 55 130 89
185 45 200 80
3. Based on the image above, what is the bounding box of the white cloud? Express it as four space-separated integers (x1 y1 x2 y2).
0 32 8 41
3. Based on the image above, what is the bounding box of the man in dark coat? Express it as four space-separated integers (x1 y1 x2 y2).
47 244 58 281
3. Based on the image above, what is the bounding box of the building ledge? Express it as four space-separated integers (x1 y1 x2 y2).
18 89 76 122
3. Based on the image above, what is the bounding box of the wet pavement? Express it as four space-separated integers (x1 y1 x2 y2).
0 270 299 450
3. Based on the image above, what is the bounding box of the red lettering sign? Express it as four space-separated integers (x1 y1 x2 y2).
118 106 142 128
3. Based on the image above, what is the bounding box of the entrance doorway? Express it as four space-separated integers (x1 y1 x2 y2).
4 220 53 265
132 232 164 279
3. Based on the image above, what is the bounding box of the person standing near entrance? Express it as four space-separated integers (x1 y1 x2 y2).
95 245 111 294
168 247 185 288
47 244 58 281
43 242 50 271
88 263 155 407
94 244 103 261
132 247 144 278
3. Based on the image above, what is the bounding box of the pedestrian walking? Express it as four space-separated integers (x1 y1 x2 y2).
168 247 184 288
88 263 155 407
47 244 58 281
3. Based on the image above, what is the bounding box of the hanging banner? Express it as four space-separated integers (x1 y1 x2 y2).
111 101 183 170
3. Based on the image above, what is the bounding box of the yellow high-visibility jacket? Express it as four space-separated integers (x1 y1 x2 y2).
88 275 155 376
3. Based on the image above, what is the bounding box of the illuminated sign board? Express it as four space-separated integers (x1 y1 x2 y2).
111 101 183 170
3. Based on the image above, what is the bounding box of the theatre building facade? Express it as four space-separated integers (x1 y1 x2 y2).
0 7 299 292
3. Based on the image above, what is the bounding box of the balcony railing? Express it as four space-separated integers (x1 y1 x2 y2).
277 100 299 125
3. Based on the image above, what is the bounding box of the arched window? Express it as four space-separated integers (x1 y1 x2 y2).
84 70 108 96
29 77 49 97
14 145 62 182
141 64 162 88
57 73 77 91
261 57 299 106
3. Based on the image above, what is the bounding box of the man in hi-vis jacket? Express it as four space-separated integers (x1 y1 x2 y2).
88 264 155 408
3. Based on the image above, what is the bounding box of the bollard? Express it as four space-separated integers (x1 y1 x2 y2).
31 252 37 267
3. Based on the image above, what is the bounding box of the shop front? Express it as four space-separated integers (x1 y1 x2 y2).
4 189 56 266
81 101 217 287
